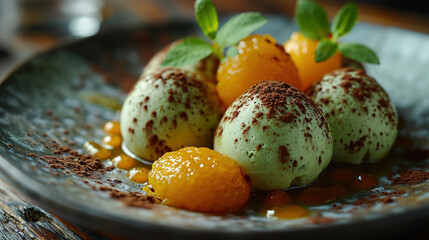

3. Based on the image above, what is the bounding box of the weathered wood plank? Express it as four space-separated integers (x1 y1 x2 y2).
0 178 92 240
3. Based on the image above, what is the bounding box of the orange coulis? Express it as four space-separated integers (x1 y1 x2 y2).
85 121 151 184
249 160 386 219
87 120 388 219
266 205 310 219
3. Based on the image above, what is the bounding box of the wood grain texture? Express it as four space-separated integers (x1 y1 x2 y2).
0 179 80 239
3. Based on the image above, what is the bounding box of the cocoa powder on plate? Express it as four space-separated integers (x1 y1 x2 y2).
390 170 429 185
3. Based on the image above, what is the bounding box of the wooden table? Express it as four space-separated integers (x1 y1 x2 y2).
1 0 429 239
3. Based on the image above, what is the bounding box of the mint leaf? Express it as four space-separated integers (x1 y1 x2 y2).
331 2 358 39
216 12 268 48
161 37 213 67
295 0 330 40
339 43 379 64
315 39 338 62
220 46 239 63
226 46 239 58
195 0 218 40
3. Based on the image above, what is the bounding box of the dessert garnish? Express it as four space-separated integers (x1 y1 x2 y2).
285 0 380 90
147 147 250 213
296 0 379 64
161 0 268 67
217 34 301 107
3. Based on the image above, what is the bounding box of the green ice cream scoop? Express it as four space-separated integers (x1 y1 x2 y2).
307 68 398 164
214 81 333 190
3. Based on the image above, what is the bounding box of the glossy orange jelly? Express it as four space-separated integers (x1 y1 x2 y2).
349 174 378 190
266 205 310 219
111 154 139 170
256 160 386 219
85 121 151 184
284 32 342 91
103 121 121 135
102 134 122 148
296 186 347 205
149 147 251 213
217 34 301 107
263 191 292 207
330 168 356 183
127 167 150 183
85 141 111 160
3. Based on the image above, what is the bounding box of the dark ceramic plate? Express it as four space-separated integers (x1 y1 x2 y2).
1 17 429 240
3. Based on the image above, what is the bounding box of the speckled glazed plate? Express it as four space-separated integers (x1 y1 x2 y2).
1 17 429 240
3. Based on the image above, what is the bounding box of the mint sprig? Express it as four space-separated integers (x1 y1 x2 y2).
339 43 380 64
216 12 268 49
162 0 268 68
295 0 330 40
195 0 218 40
296 0 379 64
161 37 213 67
331 2 358 39
315 39 338 62
226 46 239 59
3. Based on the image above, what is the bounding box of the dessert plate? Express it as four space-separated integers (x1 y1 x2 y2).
1 16 429 239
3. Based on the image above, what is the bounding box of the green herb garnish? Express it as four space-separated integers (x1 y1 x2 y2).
161 0 268 67
296 0 379 64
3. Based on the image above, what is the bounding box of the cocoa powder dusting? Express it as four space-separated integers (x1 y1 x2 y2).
308 212 336 224
390 170 429 185
167 95 175 103
333 69 384 103
340 81 352 93
378 98 389 109
145 120 153 133
350 190 405 208
280 112 296 123
39 145 110 178
320 98 330 105
278 145 290 164
179 111 188 120
345 135 368 152
246 81 298 119
242 126 250 135
238 81 330 137
232 110 240 120
99 186 155 209
109 190 155 209
152 68 206 94
19 126 155 209
148 134 159 146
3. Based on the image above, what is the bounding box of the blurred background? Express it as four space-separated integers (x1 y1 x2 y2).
1 0 429 79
